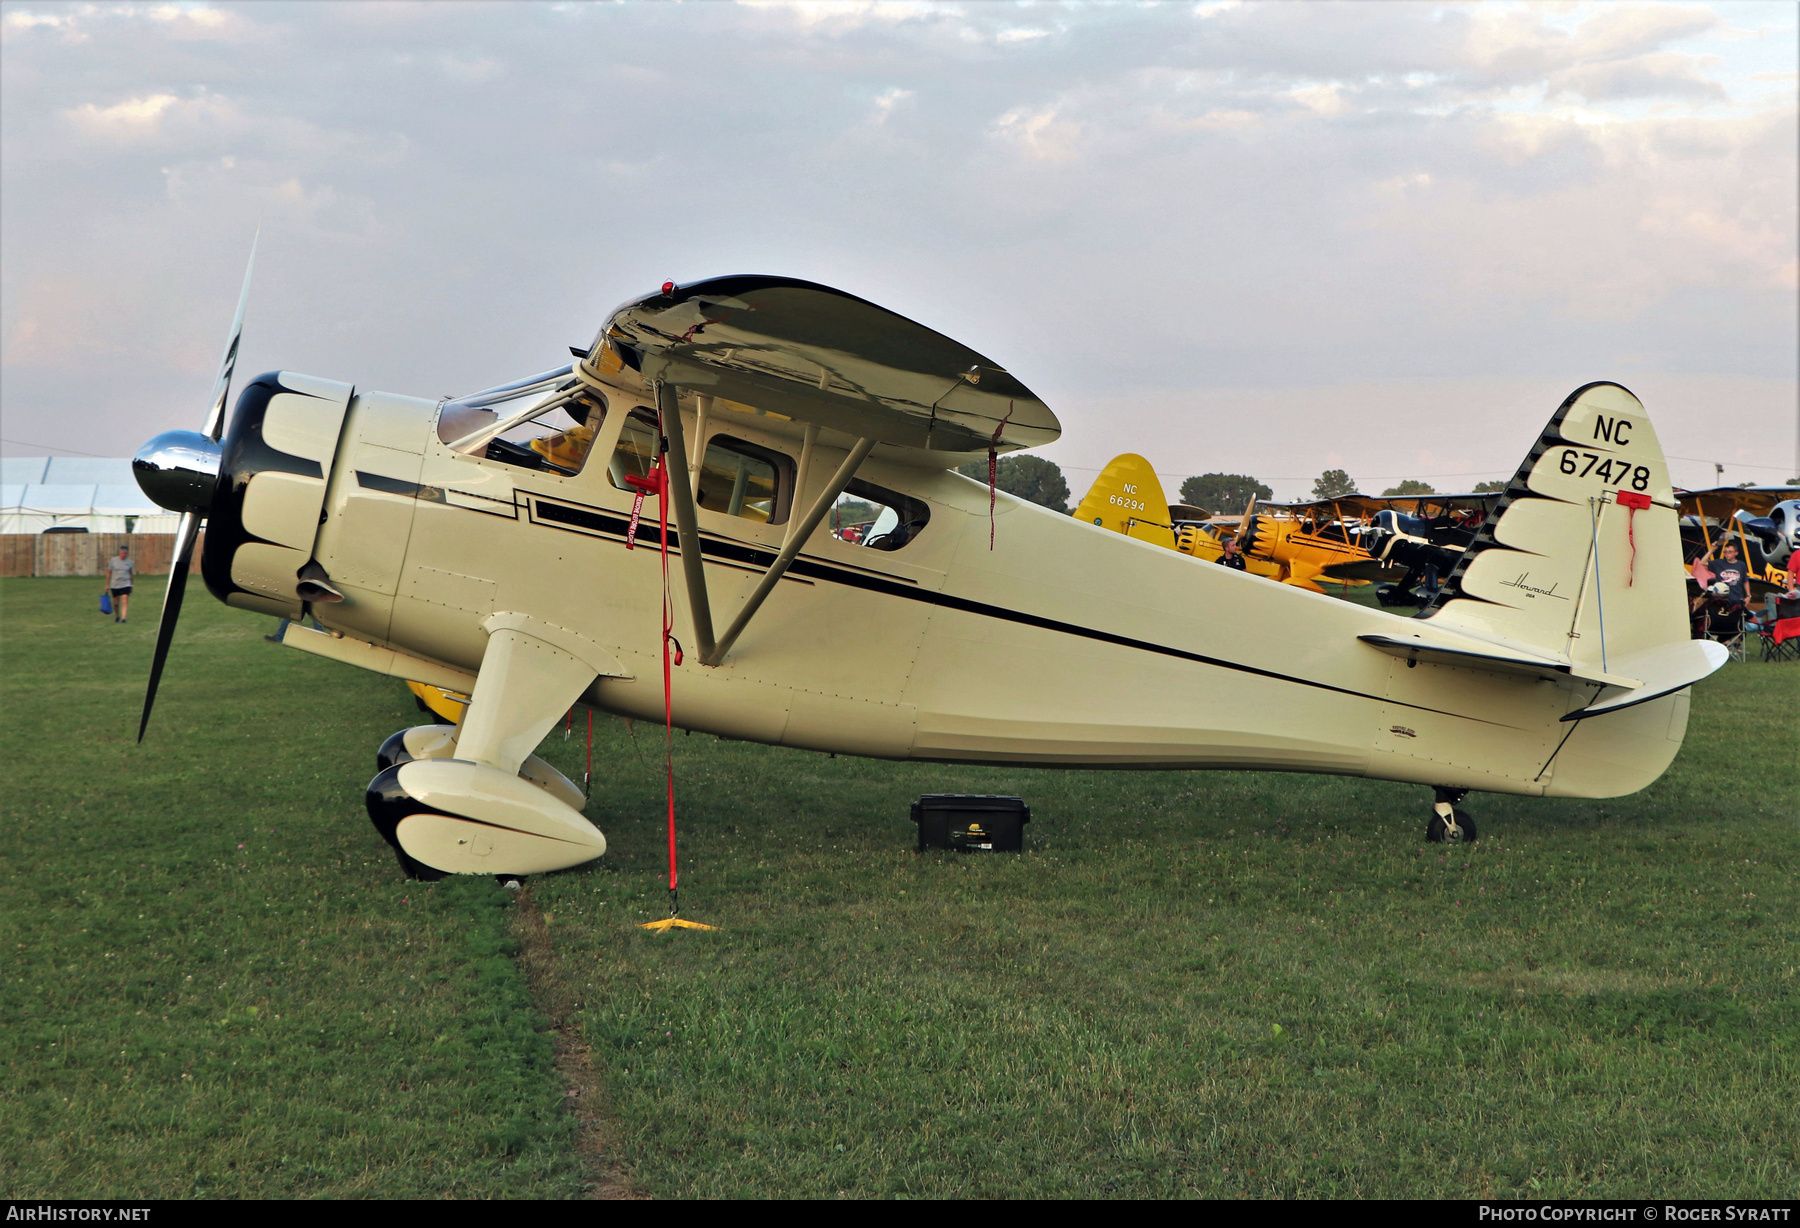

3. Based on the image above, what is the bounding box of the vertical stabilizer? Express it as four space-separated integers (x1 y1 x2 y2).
1424 383 1689 674
1074 453 1176 548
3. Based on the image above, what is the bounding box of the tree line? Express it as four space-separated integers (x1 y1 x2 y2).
957 456 1506 516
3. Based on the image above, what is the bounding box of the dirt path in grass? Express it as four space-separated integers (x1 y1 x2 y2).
512 888 646 1200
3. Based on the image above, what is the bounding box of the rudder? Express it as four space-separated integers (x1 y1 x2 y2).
1424 382 1689 676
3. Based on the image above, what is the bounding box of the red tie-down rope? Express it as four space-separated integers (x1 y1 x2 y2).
1616 490 1653 586
623 424 684 917
986 402 1015 550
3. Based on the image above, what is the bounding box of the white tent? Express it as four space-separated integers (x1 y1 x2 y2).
0 458 180 534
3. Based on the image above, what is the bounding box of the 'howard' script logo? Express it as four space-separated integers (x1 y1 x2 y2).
1499 572 1569 600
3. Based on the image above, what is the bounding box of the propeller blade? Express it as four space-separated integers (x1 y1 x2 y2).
138 511 202 742
201 229 258 441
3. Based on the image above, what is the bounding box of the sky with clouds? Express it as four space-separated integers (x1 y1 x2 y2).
2 0 1794 497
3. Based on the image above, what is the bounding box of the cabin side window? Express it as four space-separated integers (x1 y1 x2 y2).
607 421 794 526
439 391 607 476
694 435 791 525
829 479 929 551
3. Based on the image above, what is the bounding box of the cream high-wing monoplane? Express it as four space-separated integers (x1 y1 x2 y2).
132 261 1727 878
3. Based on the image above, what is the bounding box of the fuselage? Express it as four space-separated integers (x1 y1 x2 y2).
201 367 1687 801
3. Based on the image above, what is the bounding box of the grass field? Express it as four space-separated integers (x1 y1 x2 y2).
2 575 1795 1199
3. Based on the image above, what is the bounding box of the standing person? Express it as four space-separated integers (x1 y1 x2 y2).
1705 539 1750 610
1218 536 1248 570
105 545 134 623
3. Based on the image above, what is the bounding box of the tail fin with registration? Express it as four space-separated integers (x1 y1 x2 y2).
1422 382 1721 708
1073 454 1176 549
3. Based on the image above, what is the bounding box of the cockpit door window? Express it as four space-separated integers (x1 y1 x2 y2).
605 409 661 492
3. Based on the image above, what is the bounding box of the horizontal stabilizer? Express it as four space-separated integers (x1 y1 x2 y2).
1560 639 1727 721
1358 632 1639 689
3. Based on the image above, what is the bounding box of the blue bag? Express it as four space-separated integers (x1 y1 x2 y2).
101 591 112 616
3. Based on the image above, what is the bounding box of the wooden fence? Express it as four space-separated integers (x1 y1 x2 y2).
0 533 206 579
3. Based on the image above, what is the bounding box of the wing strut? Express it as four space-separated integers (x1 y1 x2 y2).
655 380 718 663
654 381 875 667
704 434 874 666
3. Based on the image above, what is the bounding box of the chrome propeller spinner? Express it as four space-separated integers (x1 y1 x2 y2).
132 230 256 742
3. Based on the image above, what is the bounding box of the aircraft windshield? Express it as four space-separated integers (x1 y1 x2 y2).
439 392 606 476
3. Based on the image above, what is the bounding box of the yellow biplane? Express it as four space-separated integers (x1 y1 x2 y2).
1241 493 1503 604
1675 486 1794 599
1072 457 1501 603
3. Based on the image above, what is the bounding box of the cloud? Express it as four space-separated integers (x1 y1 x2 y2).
1289 83 1349 116
0 0 1791 479
871 86 914 123
1550 51 1726 101
438 53 502 84
4 10 80 34
734 0 950 33
145 6 231 30
68 93 184 130
989 103 1081 162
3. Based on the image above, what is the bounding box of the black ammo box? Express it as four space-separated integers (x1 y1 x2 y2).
911 794 1030 852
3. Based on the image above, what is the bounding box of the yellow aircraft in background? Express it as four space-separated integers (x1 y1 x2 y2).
1072 454 1272 572
1072 460 1514 605
1676 486 1793 598
408 681 469 723
1242 493 1502 603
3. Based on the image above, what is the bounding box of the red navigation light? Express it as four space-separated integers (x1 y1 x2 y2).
662 281 675 295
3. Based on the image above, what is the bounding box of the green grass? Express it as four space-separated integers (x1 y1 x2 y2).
3 575 1795 1199
0 578 578 1198
526 634 1799 1198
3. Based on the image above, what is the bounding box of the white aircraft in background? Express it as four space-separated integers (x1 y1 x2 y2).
132 250 1725 882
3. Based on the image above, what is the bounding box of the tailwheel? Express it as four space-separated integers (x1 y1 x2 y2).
1426 808 1477 843
1426 787 1477 844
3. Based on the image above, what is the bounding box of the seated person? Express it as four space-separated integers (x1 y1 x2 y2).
439 391 605 475
530 418 597 473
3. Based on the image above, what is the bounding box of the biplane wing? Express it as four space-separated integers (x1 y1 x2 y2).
1675 485 1791 521
1257 492 1503 516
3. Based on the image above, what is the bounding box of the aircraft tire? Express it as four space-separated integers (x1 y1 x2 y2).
1426 809 1478 844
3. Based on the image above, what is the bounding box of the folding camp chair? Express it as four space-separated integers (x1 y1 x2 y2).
1701 602 1747 663
1760 595 1800 663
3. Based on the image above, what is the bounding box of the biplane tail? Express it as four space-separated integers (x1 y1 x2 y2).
1422 383 1718 702
1073 454 1176 549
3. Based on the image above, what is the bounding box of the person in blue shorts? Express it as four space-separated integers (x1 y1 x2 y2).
105 545 134 623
